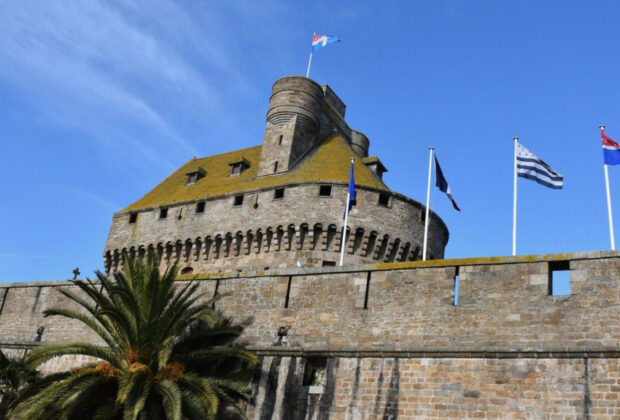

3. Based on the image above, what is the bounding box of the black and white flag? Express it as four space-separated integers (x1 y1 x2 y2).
516 143 564 189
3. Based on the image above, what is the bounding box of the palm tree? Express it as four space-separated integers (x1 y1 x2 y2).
9 254 257 420
0 350 39 419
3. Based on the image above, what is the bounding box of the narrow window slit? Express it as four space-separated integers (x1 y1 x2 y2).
284 276 292 308
453 266 460 306
363 271 371 309
212 279 220 309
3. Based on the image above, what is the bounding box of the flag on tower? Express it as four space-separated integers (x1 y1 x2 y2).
312 34 340 52
602 130 620 165
516 143 564 189
347 160 357 212
434 156 460 211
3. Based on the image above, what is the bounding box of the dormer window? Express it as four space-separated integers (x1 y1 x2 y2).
229 158 250 176
186 167 206 185
363 157 388 180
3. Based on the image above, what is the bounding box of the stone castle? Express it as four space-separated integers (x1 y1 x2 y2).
1 77 620 419
103 76 448 274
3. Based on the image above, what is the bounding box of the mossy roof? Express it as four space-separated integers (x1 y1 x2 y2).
122 135 390 212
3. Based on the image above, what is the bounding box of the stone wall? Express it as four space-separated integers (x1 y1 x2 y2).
104 184 448 274
1 251 619 419
247 356 620 419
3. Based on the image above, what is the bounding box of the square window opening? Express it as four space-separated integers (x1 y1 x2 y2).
186 173 198 185
196 201 206 213
549 260 570 296
128 212 138 224
378 193 390 207
274 188 285 200
185 168 205 185
159 208 168 219
229 159 249 177
230 163 242 176
233 195 244 206
319 185 332 197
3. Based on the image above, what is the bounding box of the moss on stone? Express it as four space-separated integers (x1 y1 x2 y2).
122 136 388 212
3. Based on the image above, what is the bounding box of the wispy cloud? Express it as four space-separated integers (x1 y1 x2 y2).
72 187 119 211
0 0 257 168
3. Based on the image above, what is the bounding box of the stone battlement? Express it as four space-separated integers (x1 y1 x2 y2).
2 251 620 418
2 250 618 353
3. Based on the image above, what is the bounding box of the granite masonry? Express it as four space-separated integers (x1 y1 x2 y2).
1 251 619 418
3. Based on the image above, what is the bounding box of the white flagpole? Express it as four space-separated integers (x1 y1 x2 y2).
306 31 316 78
512 137 519 256
422 147 434 261
601 125 616 250
339 158 354 266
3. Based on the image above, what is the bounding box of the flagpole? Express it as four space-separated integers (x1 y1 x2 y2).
339 158 355 266
601 125 616 250
306 31 316 78
422 147 434 261
512 137 518 256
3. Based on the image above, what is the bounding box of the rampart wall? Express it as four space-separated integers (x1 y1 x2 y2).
1 251 619 419
104 184 448 274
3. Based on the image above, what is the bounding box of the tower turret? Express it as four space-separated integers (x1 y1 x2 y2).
257 76 324 176
351 130 370 158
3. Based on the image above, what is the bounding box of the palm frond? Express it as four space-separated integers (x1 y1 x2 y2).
42 308 119 351
155 379 182 420
176 374 219 418
25 343 122 369
10 251 256 419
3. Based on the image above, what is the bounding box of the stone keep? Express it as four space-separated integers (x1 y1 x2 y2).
103 76 449 274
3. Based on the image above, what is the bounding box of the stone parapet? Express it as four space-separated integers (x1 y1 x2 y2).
1 251 619 418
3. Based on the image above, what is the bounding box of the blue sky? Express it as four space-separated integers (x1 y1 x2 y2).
1 1 619 282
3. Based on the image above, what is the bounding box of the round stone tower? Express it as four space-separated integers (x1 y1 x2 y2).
351 130 370 158
257 77 325 176
266 76 323 133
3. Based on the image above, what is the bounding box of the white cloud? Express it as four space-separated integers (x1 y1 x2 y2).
0 0 258 167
